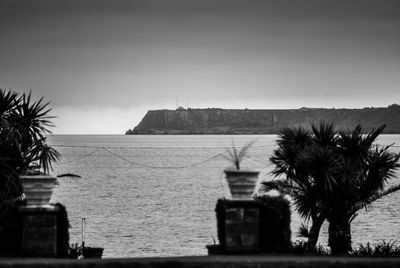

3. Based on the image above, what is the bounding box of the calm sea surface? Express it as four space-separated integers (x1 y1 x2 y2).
47 135 400 258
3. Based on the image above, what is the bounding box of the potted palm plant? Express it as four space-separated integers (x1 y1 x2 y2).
0 88 60 206
223 140 259 199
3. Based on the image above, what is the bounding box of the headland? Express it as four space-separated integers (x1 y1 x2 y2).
126 104 400 134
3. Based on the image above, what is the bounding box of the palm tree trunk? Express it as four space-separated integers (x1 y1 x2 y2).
306 215 325 250
328 217 351 255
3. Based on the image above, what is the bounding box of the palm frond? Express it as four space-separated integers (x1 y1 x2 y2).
39 143 60 174
270 144 299 177
223 140 255 170
293 185 320 220
1 88 59 176
350 183 400 216
0 88 20 117
15 92 54 143
297 223 310 238
362 125 386 149
0 157 22 204
302 146 339 193
278 127 312 148
357 146 400 201
237 140 255 161
261 179 298 196
311 121 336 147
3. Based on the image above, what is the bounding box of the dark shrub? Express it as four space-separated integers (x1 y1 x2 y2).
0 201 23 256
54 203 70 258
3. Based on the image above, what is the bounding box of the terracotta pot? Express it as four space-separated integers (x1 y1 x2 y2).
224 169 259 199
20 175 57 206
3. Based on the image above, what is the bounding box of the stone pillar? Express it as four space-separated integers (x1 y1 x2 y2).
214 197 291 254
19 205 59 257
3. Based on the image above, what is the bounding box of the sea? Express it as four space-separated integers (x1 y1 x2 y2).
47 134 400 258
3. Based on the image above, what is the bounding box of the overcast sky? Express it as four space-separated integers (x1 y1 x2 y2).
1 0 399 134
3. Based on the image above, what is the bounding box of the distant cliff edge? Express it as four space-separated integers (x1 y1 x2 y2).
125 104 400 134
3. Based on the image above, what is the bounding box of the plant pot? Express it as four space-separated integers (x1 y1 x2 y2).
20 175 57 206
224 169 259 199
206 244 224 255
82 247 104 259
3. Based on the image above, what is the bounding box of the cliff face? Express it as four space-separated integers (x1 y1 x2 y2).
126 105 400 134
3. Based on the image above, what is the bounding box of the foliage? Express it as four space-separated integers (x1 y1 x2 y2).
0 88 60 203
297 223 310 238
0 158 21 202
350 241 400 257
268 122 400 255
222 140 255 170
291 240 330 256
291 240 400 257
255 194 292 253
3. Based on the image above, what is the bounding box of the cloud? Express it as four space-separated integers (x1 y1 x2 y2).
52 106 149 134
2 0 400 134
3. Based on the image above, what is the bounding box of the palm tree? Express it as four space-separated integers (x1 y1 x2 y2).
325 125 399 254
0 89 23 203
0 88 59 204
264 125 329 251
267 122 400 255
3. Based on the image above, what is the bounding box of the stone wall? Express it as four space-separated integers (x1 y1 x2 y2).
2 256 400 268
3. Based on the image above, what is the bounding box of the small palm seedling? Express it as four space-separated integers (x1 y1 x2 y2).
223 140 255 170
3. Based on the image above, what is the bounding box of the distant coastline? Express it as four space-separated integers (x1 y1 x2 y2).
126 104 400 135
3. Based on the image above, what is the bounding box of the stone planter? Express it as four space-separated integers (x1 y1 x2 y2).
20 175 57 206
224 170 259 199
